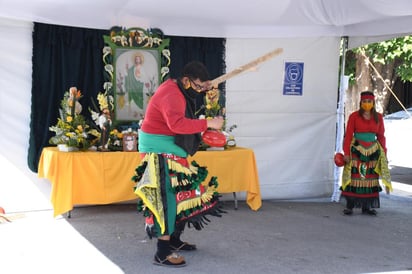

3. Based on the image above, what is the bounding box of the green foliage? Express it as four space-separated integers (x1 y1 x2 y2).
345 35 412 83
343 50 357 86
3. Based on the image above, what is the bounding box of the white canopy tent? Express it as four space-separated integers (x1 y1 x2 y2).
1 0 412 211
1 0 412 44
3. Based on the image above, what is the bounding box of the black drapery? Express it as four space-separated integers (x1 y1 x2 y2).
28 23 109 172
28 23 226 172
167 36 226 114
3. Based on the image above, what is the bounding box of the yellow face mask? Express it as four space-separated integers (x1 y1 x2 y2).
361 102 373 111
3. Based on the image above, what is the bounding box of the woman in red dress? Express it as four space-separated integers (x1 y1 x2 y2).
341 91 392 215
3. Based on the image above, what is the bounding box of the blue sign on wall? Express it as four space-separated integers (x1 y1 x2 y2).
283 62 304 96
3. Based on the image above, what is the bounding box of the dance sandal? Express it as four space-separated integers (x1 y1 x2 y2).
153 253 186 267
343 208 353 215
170 242 197 251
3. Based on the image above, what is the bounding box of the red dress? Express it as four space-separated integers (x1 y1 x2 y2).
343 111 386 156
340 111 390 210
141 79 207 136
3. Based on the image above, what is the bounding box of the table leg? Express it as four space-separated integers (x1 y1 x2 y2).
233 192 238 210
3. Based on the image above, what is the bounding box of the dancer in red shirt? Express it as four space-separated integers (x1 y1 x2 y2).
340 91 392 216
132 61 225 267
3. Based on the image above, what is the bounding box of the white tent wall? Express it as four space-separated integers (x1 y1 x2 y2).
225 37 340 199
0 17 340 211
0 18 53 213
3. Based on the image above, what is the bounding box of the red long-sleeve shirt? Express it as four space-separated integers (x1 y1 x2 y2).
343 111 386 156
141 79 207 135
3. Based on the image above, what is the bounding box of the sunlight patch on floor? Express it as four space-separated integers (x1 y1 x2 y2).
0 154 52 213
0 211 124 274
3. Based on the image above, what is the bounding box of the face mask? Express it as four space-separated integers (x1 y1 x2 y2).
361 102 373 111
185 87 199 99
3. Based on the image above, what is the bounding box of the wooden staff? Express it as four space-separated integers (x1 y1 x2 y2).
210 48 283 87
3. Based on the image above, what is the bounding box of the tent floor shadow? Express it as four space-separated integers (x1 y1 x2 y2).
59 196 412 274
390 165 412 185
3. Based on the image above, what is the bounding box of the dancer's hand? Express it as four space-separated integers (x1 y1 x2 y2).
344 155 350 164
207 116 224 130
385 186 390 194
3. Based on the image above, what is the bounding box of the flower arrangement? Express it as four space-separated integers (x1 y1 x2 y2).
204 88 223 118
49 87 93 150
90 90 114 124
106 129 123 151
89 87 115 151
197 88 238 150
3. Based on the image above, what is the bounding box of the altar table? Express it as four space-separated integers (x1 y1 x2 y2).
38 147 262 217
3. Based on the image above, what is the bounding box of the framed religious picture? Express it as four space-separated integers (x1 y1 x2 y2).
122 133 137 152
103 27 170 126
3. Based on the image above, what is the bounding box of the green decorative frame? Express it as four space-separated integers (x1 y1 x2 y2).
103 27 170 126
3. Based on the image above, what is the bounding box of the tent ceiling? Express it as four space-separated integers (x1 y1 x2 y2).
1 0 412 46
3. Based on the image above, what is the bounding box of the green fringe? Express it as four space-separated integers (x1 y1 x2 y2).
131 161 148 183
132 156 222 226
193 161 208 183
136 199 152 217
208 176 219 188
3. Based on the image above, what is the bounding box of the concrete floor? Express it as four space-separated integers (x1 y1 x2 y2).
1 189 412 274
1 162 411 274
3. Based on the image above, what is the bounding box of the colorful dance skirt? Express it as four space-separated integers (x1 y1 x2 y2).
132 152 225 237
340 138 391 209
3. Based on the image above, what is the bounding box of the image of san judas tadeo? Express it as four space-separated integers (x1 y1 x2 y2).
115 48 160 121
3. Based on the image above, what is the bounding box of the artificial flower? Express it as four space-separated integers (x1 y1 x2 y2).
49 87 95 149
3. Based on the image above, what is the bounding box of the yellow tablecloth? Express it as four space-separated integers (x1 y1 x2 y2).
38 147 261 217
188 147 261 211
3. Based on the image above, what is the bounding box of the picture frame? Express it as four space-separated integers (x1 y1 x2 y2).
103 27 170 126
122 133 138 152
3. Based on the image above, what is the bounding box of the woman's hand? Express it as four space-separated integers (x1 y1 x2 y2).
206 116 224 130
344 155 350 164
385 186 390 194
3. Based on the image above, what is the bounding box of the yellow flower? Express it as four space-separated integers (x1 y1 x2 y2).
77 125 83 132
206 104 212 110
66 116 73 122
89 129 101 137
97 93 109 110
65 132 75 138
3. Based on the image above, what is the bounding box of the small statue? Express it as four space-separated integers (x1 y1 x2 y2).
98 108 112 151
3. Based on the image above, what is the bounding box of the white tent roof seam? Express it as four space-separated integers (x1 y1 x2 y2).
1 0 412 47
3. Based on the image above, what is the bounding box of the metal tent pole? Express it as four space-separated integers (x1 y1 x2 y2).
331 36 349 202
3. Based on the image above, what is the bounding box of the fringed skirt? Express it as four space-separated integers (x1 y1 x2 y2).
340 139 384 209
132 153 224 238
